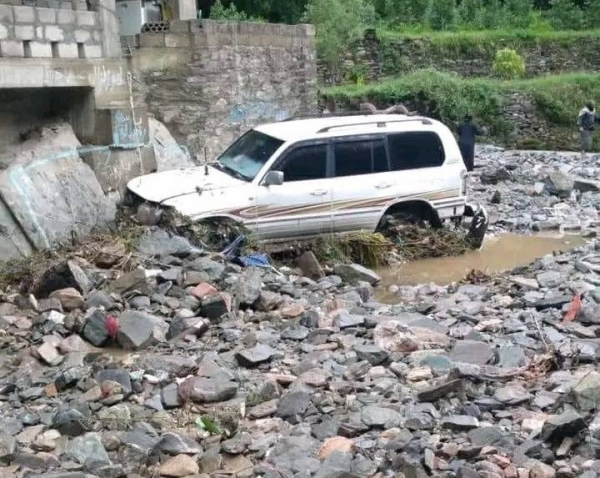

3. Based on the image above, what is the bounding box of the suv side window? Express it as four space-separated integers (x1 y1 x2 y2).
333 139 388 177
279 144 328 182
388 132 445 171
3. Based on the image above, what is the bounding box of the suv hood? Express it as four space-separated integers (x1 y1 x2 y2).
127 166 244 203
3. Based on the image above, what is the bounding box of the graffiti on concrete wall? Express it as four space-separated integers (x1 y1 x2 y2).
228 101 290 125
112 109 147 148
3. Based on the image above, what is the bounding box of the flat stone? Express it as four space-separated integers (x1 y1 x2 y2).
154 432 203 455
137 229 199 257
512 276 540 290
281 325 310 341
572 371 600 410
236 344 273 367
494 385 532 405
81 310 110 347
496 345 527 368
332 310 365 329
117 311 168 350
110 269 152 296
541 410 586 442
441 415 480 431
36 342 61 365
190 283 218 300
0 433 16 461
159 454 199 477
66 432 111 466
468 427 512 450
49 288 85 311
333 263 381 285
534 294 572 311
449 340 494 366
536 271 563 289
355 344 389 365
361 406 402 428
96 369 132 396
178 377 238 404
276 392 311 422
51 408 92 437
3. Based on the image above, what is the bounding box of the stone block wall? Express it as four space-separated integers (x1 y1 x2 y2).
0 4 104 58
134 19 318 160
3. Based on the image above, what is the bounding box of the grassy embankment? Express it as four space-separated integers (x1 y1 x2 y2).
322 70 600 151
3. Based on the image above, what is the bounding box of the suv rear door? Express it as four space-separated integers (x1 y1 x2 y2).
254 141 332 239
329 135 394 233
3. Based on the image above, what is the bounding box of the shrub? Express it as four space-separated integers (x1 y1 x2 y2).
210 0 248 20
304 0 375 74
492 48 526 79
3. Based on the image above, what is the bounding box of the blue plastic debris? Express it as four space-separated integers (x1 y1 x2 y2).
221 234 270 268
238 253 270 268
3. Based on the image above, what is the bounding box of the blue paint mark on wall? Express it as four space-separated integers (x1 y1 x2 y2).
112 110 147 148
228 101 290 124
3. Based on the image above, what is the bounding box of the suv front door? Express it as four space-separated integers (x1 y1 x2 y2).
253 142 332 240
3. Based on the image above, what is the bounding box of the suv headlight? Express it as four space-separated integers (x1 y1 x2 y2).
460 170 467 196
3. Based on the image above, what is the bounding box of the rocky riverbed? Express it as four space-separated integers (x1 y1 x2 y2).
470 147 600 235
2 148 600 478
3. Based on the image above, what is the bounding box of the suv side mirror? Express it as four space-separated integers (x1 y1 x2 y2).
262 170 284 186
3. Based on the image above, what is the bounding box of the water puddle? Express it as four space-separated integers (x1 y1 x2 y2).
376 232 586 293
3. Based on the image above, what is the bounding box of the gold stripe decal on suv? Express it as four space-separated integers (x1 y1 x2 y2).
210 188 459 220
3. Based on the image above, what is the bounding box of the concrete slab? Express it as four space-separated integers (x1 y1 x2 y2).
13 6 35 23
0 123 115 256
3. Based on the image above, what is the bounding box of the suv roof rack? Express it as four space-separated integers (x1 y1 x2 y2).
282 111 379 121
316 118 432 134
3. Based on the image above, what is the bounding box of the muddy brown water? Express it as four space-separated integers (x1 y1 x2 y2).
376 233 586 298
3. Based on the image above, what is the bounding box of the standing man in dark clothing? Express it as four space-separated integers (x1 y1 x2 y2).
457 114 482 172
578 101 597 159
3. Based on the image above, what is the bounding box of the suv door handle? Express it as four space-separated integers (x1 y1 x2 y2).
375 183 392 189
311 189 328 196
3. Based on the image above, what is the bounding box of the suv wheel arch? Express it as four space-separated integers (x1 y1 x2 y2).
377 200 442 230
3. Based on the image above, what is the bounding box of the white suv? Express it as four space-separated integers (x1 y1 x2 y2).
127 113 469 241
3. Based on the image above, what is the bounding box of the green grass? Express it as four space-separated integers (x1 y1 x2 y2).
372 28 600 77
321 70 600 149
378 28 600 45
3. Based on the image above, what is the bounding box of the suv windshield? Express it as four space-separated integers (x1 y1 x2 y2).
216 130 284 181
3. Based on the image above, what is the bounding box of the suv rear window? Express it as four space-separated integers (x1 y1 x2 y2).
333 139 388 177
388 132 445 171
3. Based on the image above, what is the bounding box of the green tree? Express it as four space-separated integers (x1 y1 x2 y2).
458 0 484 28
505 0 535 28
545 0 586 29
383 0 430 24
426 0 457 30
304 0 375 73
209 0 248 20
474 0 503 28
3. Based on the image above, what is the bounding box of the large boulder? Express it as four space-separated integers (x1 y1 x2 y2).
544 170 574 198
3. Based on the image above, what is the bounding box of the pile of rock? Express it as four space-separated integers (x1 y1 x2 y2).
1 206 600 477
